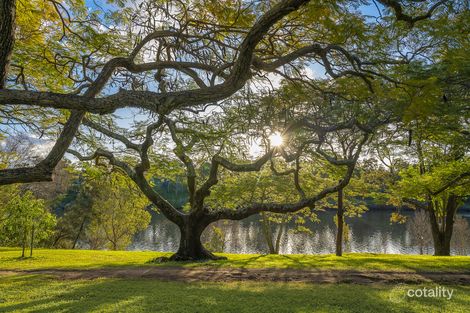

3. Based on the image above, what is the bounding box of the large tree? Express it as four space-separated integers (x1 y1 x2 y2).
0 0 454 260
70 102 372 260
69 74 390 260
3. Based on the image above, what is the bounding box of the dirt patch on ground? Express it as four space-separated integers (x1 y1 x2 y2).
2 267 470 284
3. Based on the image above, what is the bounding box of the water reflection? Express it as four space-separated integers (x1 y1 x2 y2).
130 209 470 255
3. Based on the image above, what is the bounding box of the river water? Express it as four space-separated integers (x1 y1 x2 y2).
130 209 470 255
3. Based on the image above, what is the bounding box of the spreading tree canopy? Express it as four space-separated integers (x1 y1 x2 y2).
0 0 463 259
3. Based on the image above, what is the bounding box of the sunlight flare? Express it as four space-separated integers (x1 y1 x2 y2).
269 132 284 147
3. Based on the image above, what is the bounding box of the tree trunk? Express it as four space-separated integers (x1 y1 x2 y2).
274 223 284 254
0 0 16 88
260 215 276 254
52 233 65 248
433 233 451 256
336 187 344 256
29 225 35 257
72 216 86 249
428 195 458 256
21 228 26 258
170 218 225 261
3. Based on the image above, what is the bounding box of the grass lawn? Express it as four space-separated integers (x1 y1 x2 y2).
1 248 470 312
0 274 469 313
1 247 470 272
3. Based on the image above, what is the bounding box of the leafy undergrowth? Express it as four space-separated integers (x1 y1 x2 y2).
0 274 469 313
1 247 470 272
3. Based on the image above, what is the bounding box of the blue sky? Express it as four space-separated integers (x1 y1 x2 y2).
85 0 115 11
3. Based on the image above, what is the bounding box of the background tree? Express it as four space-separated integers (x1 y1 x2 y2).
397 156 470 255
314 137 372 257
0 190 56 257
52 175 94 249
53 166 151 250
86 169 151 251
373 3 470 255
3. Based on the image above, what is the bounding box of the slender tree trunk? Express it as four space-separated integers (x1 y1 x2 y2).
52 233 64 247
274 223 284 254
260 215 276 254
336 186 344 256
29 225 35 257
171 216 225 261
72 216 86 249
0 0 16 88
21 228 26 258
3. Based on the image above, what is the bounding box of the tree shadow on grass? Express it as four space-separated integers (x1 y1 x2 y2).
270 254 470 273
1 275 469 313
151 254 268 270
146 252 470 277
203 254 268 269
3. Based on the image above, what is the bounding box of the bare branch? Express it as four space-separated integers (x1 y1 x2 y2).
164 117 197 207
378 0 447 26
83 118 142 152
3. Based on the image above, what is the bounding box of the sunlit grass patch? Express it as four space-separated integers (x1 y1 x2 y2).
1 248 470 272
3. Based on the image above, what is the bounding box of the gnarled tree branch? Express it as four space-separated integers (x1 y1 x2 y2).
207 133 369 221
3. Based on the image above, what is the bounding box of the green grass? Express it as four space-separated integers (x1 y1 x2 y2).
0 274 469 313
1 247 470 272
0 275 470 313
0 247 167 270
1 248 470 312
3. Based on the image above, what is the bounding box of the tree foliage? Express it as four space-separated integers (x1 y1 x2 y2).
0 189 56 257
